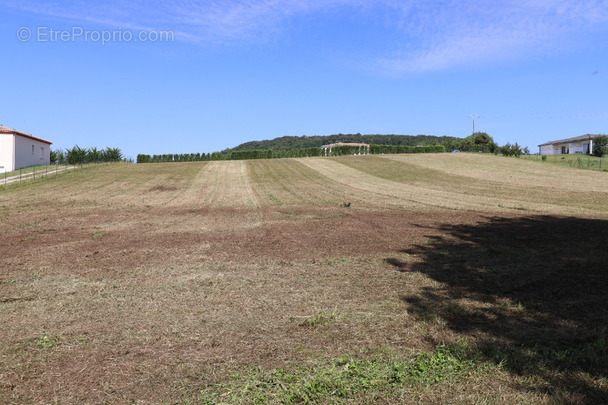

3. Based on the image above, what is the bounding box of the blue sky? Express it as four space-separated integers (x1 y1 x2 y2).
1 0 607 159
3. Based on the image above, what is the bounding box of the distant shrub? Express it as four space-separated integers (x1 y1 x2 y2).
541 155 547 162
500 143 523 157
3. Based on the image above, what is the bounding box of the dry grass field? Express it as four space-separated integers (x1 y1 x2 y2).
1 153 607 404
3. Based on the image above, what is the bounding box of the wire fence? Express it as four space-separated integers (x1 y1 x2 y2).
0 163 83 187
521 154 606 172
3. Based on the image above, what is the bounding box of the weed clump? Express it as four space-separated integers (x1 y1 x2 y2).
24 333 63 350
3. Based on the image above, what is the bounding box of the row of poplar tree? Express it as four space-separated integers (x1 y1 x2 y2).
136 144 446 163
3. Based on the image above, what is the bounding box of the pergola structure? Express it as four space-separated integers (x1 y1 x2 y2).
320 142 370 156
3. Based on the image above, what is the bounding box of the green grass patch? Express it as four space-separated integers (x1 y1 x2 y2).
23 333 64 350
300 308 340 328
522 154 607 171
190 345 488 404
91 230 105 239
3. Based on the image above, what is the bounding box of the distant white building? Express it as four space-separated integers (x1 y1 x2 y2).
538 134 600 155
0 124 52 172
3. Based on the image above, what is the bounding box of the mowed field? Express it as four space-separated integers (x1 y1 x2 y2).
1 153 607 404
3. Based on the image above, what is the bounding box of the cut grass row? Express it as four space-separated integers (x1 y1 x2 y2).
334 154 608 215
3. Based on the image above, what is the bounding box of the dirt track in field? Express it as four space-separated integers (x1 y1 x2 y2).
1 154 607 404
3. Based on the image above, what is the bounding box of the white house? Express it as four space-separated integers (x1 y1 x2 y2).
0 124 52 172
538 134 600 155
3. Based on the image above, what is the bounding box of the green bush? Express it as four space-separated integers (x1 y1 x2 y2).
500 143 523 157
448 132 496 153
593 135 608 157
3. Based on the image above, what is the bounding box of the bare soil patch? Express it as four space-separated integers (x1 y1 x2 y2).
148 185 179 192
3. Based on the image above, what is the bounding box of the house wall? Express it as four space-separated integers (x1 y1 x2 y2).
540 142 590 155
539 144 559 155
568 142 585 154
0 134 15 172
14 134 51 170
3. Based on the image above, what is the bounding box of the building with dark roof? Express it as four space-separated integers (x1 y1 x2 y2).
538 134 600 155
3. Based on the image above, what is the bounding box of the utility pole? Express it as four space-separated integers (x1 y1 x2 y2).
469 114 479 134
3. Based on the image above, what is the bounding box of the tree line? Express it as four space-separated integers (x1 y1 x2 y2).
51 146 123 165
136 144 446 163
223 132 535 156
137 133 607 164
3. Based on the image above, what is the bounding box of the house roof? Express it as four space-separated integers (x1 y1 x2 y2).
538 134 601 147
0 124 52 145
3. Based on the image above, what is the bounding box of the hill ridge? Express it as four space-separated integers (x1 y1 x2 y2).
224 134 459 152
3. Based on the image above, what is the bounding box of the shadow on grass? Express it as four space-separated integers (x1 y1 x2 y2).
386 215 608 402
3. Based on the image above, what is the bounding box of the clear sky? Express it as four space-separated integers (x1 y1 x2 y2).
1 1 607 159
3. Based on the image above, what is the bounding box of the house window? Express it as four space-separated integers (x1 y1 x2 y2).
32 145 35 155
40 147 44 159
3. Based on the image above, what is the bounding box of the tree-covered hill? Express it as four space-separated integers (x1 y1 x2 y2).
223 134 459 153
